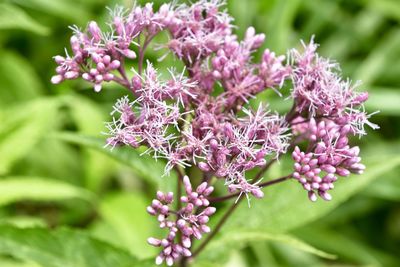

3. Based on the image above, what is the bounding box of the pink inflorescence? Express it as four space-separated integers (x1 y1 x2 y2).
51 0 379 264
289 39 379 201
147 176 215 266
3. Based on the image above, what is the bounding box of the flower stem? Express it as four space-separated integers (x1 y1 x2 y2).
191 195 244 259
253 158 277 182
208 174 292 203
138 35 155 75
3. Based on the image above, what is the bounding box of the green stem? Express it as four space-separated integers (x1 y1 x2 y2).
191 195 244 259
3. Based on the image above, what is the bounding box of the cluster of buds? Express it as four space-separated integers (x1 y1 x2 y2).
147 176 215 265
52 0 378 265
292 119 365 201
51 2 175 91
289 39 378 201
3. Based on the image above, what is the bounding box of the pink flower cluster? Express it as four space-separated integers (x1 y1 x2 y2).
51 2 175 91
289 39 378 201
52 0 378 264
147 176 215 266
292 119 365 201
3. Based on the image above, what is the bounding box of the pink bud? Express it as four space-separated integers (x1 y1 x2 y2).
95 74 103 83
203 186 214 196
146 206 156 215
103 73 114 81
201 225 210 233
51 75 63 84
88 21 102 42
204 207 216 216
82 73 91 81
198 162 211 172
65 71 79 79
308 191 317 202
166 256 173 266
155 256 163 265
336 167 350 177
319 191 332 201
251 188 264 198
122 49 136 59
147 237 161 246
102 55 111 65
70 35 80 53
97 62 105 71
196 182 207 194
94 83 102 92
54 55 65 64
182 236 191 248
110 60 121 69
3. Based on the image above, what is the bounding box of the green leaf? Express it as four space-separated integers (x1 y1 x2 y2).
16 138 83 185
0 257 41 267
53 132 165 185
0 216 47 229
11 0 92 24
366 0 400 22
295 226 399 267
363 166 400 201
192 261 224 267
0 225 138 267
266 0 301 53
64 94 114 192
0 177 95 206
0 3 49 35
0 51 44 105
200 231 336 263
353 30 400 85
97 193 156 259
224 147 400 234
0 98 60 175
366 88 400 116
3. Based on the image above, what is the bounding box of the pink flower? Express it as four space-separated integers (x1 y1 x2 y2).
147 176 215 265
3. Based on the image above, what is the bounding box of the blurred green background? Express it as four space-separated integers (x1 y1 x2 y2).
0 0 400 266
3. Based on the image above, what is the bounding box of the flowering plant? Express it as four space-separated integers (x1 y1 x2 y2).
51 0 378 266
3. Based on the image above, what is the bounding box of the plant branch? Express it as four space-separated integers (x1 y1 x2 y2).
252 158 277 183
174 165 185 181
208 174 292 203
112 76 130 89
138 34 155 75
191 195 244 259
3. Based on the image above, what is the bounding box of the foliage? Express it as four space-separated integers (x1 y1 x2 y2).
0 0 399 266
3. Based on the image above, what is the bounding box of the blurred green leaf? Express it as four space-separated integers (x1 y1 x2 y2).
0 98 60 175
64 94 114 192
366 88 400 116
0 257 41 267
250 242 280 267
295 226 399 267
15 138 83 184
200 231 336 264
192 261 224 267
353 30 400 85
0 225 138 267
98 193 155 259
0 3 49 35
53 132 164 185
364 167 400 201
0 177 95 206
11 0 92 24
227 0 257 36
0 216 47 229
0 51 44 105
366 0 400 22
266 0 301 53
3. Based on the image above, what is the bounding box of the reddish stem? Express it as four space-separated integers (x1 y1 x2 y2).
208 174 292 203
